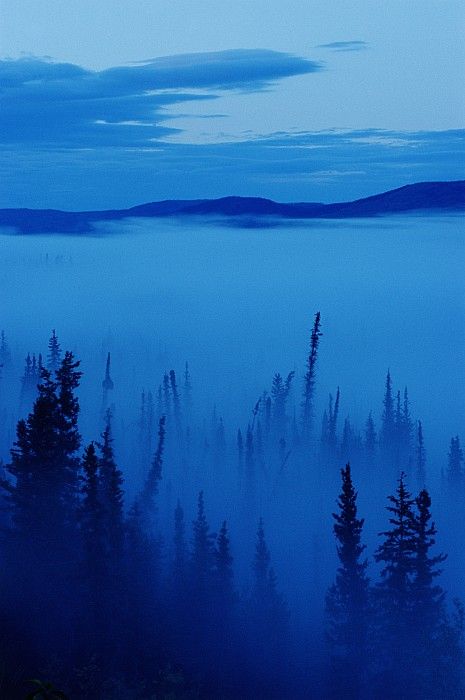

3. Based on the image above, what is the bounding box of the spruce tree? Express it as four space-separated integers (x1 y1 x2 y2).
172 499 187 589
447 436 463 489
374 472 417 694
191 490 214 595
416 420 426 486
237 428 244 480
6 368 62 541
47 329 62 373
408 490 462 697
97 413 124 561
380 369 395 460
80 442 105 582
0 330 11 369
271 371 294 436
325 464 369 699
375 472 415 618
19 352 37 411
139 415 166 529
183 361 192 420
248 519 288 691
410 489 446 624
55 351 82 518
169 369 182 436
301 311 322 442
328 387 340 447
214 520 234 602
364 411 377 465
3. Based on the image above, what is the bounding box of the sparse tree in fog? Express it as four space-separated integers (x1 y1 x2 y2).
301 311 322 443
0 330 12 368
416 420 426 486
214 520 235 610
364 411 377 466
80 442 106 583
139 414 166 526
191 490 215 595
380 369 395 462
172 499 187 591
447 435 464 489
47 329 61 373
97 412 124 561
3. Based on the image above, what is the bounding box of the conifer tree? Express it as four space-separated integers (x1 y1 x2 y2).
237 428 244 479
380 369 395 459
140 415 166 528
253 518 270 590
325 464 369 699
416 420 426 485
6 368 62 541
410 489 446 623
47 329 61 373
402 387 413 454
271 371 294 436
320 409 329 445
19 352 37 411
364 411 377 465
162 373 171 420
340 417 354 462
80 442 105 580
191 490 214 595
301 311 322 442
375 472 415 617
247 518 288 691
328 387 340 447
55 351 82 516
98 413 124 560
169 369 182 436
172 499 187 589
215 417 226 462
214 521 234 603
374 472 417 693
447 436 463 489
0 330 11 369
244 424 255 508
264 395 271 439
407 490 461 697
183 361 192 420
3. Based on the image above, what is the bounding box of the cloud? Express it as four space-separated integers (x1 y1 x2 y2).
2 127 463 210
0 50 322 147
316 41 368 52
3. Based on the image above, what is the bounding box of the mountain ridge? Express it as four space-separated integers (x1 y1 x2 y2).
0 180 464 234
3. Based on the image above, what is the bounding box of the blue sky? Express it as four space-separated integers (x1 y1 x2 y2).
1 0 464 208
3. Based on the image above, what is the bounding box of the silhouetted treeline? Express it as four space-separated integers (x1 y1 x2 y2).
0 319 463 698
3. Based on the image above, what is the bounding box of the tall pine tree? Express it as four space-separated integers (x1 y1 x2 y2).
325 464 369 699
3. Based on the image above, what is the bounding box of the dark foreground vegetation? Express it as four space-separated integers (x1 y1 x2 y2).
0 316 463 698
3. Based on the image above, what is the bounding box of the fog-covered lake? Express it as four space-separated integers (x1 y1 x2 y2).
1 215 463 468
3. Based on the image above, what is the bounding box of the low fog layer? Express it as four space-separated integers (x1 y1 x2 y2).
0 214 464 698
1 215 463 457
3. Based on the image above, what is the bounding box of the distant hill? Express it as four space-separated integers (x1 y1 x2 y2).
0 180 463 234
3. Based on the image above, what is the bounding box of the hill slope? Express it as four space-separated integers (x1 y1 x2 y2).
0 181 463 234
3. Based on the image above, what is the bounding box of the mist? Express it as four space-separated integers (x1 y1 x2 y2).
0 213 464 698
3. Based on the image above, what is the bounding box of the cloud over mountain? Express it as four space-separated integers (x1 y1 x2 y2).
0 50 322 147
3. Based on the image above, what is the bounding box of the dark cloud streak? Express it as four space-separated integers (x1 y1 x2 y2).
0 50 322 147
316 41 368 52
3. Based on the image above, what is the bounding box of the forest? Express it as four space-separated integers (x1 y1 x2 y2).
0 315 464 699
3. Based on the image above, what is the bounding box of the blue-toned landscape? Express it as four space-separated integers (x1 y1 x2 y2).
1 2 464 698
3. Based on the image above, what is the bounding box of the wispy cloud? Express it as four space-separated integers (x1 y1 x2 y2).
2 127 462 209
316 41 368 52
0 50 322 147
